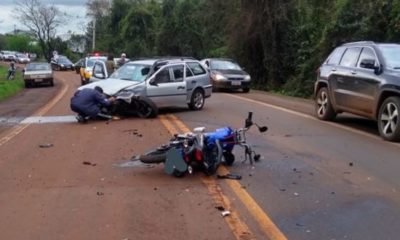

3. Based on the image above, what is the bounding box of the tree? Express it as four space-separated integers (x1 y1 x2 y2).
86 0 111 51
13 0 63 61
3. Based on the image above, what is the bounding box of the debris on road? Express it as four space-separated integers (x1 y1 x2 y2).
215 206 231 217
349 162 354 167
97 191 104 196
221 210 231 217
39 143 53 148
123 129 143 137
217 173 242 180
215 206 225 211
83 161 97 166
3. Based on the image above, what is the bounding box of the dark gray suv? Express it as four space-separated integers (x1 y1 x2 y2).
314 41 400 141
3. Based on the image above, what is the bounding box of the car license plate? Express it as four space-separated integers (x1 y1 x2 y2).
34 79 43 82
231 81 241 86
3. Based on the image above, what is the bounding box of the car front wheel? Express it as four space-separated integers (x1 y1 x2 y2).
378 97 400 141
188 89 204 110
315 87 336 120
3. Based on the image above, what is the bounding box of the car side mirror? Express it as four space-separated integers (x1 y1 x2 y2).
360 59 382 75
360 59 376 70
149 78 158 86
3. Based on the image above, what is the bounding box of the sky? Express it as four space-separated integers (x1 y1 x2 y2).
0 0 89 36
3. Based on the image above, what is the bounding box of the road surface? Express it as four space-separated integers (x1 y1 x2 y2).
0 70 399 240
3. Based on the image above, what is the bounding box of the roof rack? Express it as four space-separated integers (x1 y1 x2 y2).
343 41 375 46
153 56 197 67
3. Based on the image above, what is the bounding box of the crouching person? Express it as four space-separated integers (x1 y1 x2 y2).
70 86 115 123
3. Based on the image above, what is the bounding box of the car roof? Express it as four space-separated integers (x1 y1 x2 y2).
341 41 400 49
27 62 50 65
128 57 199 66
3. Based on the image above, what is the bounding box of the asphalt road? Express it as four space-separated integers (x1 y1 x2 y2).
0 70 399 240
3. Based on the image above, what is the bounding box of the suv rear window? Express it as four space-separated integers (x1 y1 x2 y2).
326 47 345 65
187 62 206 76
340 47 362 67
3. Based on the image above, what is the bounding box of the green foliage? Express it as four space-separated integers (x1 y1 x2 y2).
89 0 400 97
0 66 24 101
3 34 36 53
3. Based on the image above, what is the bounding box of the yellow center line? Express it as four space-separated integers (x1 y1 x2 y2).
162 114 287 240
0 77 69 148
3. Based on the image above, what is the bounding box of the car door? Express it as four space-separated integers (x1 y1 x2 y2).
331 47 362 109
350 47 381 114
91 61 108 82
186 61 209 96
146 64 187 107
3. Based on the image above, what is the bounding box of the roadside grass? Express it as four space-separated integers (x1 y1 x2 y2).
0 65 24 101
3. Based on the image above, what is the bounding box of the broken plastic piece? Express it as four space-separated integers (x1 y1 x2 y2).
39 143 53 148
221 210 231 217
215 206 225 211
83 161 97 166
217 174 242 180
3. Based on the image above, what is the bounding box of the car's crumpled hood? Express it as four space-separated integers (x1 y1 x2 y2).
212 69 247 76
78 78 142 95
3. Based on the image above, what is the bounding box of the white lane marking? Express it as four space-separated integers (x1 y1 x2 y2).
20 115 77 124
0 115 78 124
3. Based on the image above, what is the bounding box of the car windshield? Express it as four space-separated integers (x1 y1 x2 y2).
58 57 72 64
109 64 150 82
210 60 242 70
87 57 106 67
378 45 400 69
26 63 51 71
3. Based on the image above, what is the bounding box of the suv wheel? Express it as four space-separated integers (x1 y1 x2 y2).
315 87 336 120
188 89 204 110
378 97 400 141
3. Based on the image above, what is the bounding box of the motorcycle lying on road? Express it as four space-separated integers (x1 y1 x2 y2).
133 112 268 177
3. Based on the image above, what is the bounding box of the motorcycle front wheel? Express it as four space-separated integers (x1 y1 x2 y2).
203 144 221 175
137 149 167 164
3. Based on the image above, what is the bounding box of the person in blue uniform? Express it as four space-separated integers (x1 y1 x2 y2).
70 86 115 123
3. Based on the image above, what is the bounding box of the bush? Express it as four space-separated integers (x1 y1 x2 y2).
0 66 24 101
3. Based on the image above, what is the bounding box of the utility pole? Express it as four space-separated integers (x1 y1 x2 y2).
92 19 96 51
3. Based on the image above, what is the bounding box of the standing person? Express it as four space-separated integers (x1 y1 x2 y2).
70 86 115 123
7 62 16 80
105 54 115 76
117 53 127 68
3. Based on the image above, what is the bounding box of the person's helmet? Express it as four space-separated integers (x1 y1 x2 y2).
94 86 103 93
121 53 126 58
